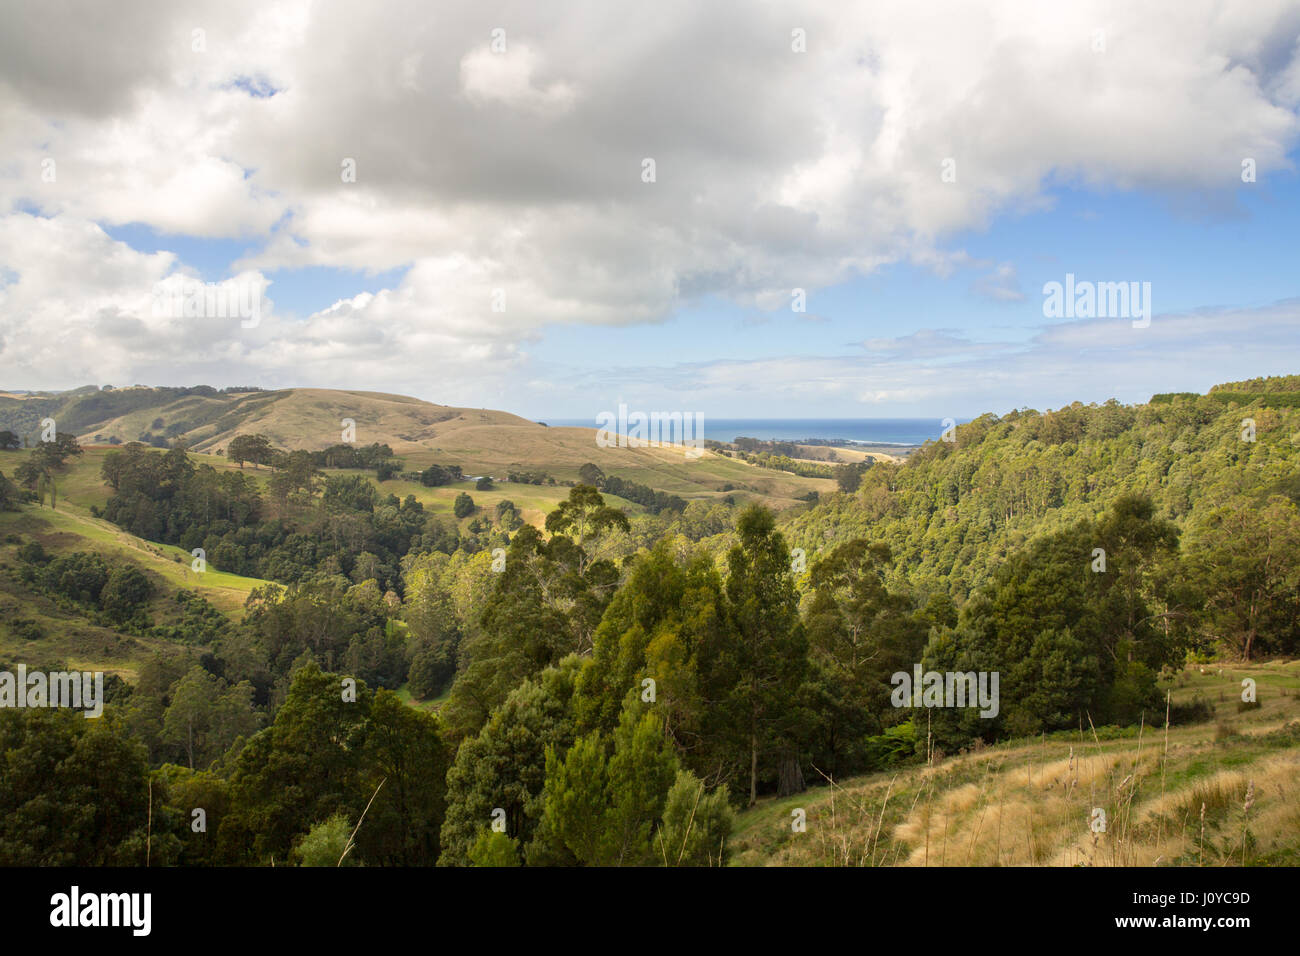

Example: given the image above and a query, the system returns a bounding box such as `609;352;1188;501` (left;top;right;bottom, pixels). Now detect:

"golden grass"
732;662;1300;867
19;386;831;508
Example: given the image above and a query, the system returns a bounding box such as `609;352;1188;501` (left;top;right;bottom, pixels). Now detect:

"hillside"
0;386;523;452
732;661;1300;867
0;505;269;681
1;445;617;533
0;385;830;506
1;379;1297;871
782;389;1300;601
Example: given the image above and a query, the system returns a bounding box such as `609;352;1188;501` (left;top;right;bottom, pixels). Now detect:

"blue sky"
91;168;1300;418
3;0;1299;420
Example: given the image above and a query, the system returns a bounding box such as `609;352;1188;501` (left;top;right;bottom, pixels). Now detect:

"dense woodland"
0;383;1298;865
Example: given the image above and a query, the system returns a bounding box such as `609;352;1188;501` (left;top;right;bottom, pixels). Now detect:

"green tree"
453;492;475;518
161;665;259;770
13;433;82;508
0;710;151;865
439;658;580;865
601;708;679;864
495;499;522;531
152;765;232;866
100;565;153;623
267;450;321;514
801;539;926;776
408;641;456;700
0;470;20;510
323;473;380;513
354;690;449;866
537;706;679;866
221;662;371;863
705;505;807;805
1188;495;1300;660
544;485;629;571
226;434;274;469
930;495;1183;746
442;527;577;736
468;830;521;866
835;462;866;493
539;732;608;863
293;813;353;866
654;770;734;866
572;540;724;772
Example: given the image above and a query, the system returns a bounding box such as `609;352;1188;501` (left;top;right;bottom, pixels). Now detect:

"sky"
2;0;1300;420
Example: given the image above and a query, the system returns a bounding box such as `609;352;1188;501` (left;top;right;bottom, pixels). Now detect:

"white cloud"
0;0;1298;409
459;42;577;115
573;299;1300;416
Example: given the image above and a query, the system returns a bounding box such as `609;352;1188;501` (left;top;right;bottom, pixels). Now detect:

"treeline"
506;469;552;485
97;443;492;590
309;442;396;471
230;434;406;478
724;437;844;479
1208;391;1300;408
575;463;686;514
783;394;1300;612
739;452;834;479
6;483;1295;866
416;463;464;486
0;667;444;867
12;542;153;626
734;436;802;456
1209;374;1300;393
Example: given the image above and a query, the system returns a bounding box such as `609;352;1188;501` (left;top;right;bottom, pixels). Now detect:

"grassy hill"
0;505;267;616
0;442;277;678
0;504;270;680
0;385;830;507
0;445;664;536
732;661;1300;867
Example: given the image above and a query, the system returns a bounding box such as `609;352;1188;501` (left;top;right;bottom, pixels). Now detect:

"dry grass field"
1;387;832;508
731;661;1300;867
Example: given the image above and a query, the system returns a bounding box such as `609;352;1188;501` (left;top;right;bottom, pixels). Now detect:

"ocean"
544;417;948;447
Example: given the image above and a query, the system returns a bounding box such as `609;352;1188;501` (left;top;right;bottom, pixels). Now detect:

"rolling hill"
0;385;831;506
0;504;270;681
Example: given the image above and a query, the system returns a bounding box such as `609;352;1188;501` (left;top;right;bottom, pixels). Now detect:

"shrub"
100;565;153;623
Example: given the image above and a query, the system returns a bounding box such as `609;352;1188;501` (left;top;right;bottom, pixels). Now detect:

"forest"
0;384;1297;866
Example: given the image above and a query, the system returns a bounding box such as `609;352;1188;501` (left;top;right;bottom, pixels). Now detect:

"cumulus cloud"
459;42;577;115
0;0;1298;409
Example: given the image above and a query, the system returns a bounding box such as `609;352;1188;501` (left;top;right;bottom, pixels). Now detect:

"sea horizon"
543;417;952;447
